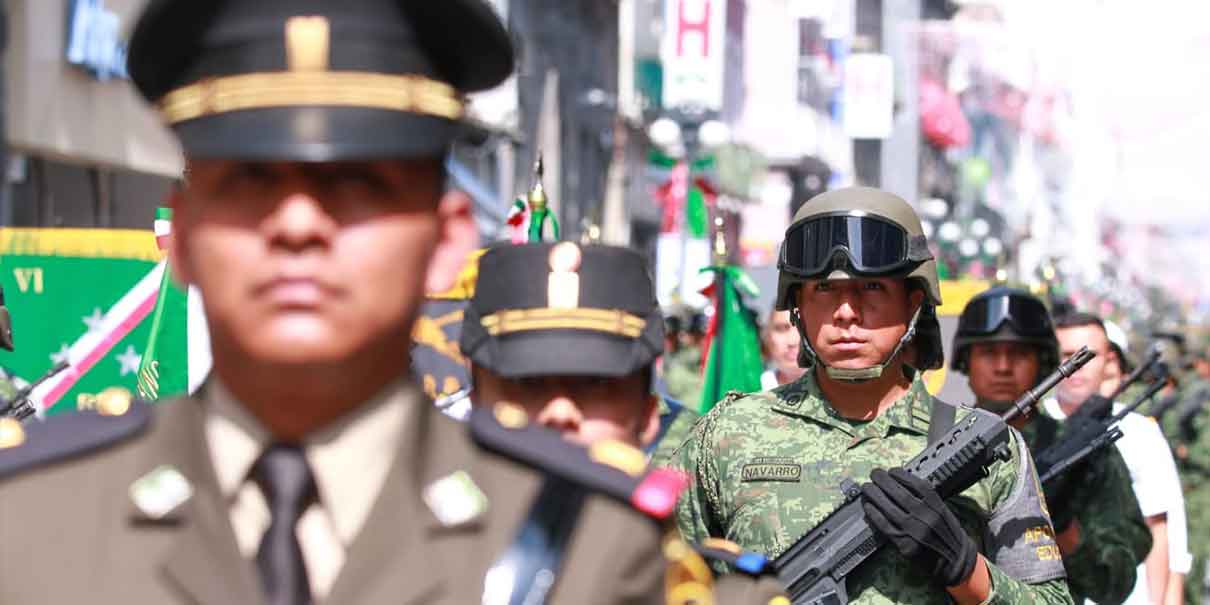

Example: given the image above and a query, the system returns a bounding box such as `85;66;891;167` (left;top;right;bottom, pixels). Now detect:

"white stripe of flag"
32;261;166;411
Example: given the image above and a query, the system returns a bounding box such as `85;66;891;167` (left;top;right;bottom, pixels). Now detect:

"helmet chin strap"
791;305;924;384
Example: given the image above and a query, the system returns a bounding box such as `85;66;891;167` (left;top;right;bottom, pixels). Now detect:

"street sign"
661;0;727;111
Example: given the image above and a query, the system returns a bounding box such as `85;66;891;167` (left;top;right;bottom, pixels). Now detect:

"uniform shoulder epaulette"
469;403;687;521
0;388;152;481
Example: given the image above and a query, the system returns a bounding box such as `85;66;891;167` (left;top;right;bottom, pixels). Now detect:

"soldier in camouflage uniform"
674;187;1073;605
661;306;707;407
952;287;1150;604
649;397;698;467
0;285;20;403
1179;341;1210;604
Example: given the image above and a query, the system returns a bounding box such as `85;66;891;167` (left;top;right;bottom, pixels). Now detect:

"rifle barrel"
1003;346;1094;423
1110;369;1168;424
1108;346;1162;401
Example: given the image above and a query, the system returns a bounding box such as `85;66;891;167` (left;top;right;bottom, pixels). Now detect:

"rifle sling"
484;475;588;605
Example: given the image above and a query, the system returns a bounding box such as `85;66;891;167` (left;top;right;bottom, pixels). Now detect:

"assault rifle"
0;361;69;421
771;347;1094;605
1035;347;1166;485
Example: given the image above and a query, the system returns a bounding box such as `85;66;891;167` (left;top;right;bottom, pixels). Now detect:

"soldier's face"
472;367;660;448
1196;358;1210;379
798;278;921;371
763;309;801;375
1055;324;1110;406
966;341;1040;405
172;159;475;369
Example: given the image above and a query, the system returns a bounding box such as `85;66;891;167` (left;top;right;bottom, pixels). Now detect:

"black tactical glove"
861;468;978;588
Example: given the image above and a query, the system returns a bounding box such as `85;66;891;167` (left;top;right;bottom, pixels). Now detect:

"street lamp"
646;111;731;305
697;119;731;149
648;117;682;149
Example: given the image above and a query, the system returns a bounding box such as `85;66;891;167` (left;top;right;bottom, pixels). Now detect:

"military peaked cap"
460;243;664;378
127;0;514;160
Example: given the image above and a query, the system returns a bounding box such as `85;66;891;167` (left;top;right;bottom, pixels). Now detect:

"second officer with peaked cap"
461;241;788;603
461;242;666;448
0;2;712;604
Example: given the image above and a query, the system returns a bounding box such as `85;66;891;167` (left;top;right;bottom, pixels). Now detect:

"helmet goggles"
957;292;1054;340
778;212;933;278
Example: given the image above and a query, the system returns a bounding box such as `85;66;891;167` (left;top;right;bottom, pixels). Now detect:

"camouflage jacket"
663;346;704;409
1019;413;1150;604
674;372;1073;605
648;397;700;468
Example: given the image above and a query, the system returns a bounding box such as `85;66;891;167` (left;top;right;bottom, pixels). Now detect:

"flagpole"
703;215;726;412
136;207;173;399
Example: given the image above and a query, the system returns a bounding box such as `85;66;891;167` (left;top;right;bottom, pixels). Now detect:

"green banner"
0;229;189;415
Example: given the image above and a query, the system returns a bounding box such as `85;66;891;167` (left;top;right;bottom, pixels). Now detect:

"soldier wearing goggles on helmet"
953;287;1151;604
672;187;1073;605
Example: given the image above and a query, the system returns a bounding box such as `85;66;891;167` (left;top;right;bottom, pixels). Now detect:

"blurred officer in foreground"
0;2;744;604
953;287;1149;604
674;187;1072;604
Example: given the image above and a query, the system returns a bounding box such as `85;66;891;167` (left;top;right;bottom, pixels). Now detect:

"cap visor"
174;106;456;161
485;330;644;379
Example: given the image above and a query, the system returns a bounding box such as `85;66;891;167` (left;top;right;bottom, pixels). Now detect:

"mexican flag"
0;228;209;415
697;264;763;414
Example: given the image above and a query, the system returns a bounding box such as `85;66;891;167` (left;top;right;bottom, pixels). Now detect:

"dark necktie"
252;444;317;605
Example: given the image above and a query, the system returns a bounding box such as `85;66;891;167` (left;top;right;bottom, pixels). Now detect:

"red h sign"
675;0;711;57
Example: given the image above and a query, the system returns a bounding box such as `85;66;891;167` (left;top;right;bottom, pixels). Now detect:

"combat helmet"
951;286;1059;381
775;187;943;381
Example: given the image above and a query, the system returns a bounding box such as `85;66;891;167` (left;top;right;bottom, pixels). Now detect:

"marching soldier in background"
952;286;1150;604
662;305;707;406
460;242;665;450
0;2;770;604
459;240;784;603
674;187;1073;604
1049;313;1190;605
0;285;22;402
1175;338;1210;604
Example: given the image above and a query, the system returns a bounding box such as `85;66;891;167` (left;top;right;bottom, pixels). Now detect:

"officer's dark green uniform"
951;287;1151;605
0;3;779;604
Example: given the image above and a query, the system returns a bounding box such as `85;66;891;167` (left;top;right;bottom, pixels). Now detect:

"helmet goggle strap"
789;299;925;384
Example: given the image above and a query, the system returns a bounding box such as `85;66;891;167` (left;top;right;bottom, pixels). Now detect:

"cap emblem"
547;242;581;309
286;16;330;72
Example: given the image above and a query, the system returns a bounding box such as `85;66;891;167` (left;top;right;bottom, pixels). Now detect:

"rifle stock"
771;348;1094;604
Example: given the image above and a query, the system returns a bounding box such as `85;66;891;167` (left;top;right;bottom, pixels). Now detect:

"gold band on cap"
480;307;646;338
158;71;464;125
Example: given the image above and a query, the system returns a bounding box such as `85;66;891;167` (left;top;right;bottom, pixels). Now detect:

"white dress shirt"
203;377;412;598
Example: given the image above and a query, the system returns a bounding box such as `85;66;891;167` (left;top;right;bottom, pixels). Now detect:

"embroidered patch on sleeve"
740;457;802;482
